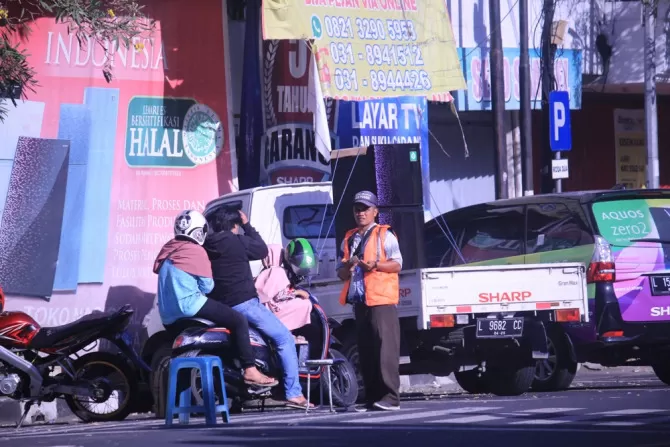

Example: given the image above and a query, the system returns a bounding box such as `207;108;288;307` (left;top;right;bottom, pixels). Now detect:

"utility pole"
519;0;533;195
490;0;508;199
643;0;659;189
540;0;556;193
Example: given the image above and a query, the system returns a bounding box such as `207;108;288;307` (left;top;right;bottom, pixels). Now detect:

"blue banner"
237;0;264;190
454;48;583;111
336;96;430;211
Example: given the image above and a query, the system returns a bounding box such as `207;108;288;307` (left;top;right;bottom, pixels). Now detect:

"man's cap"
353;190;377;208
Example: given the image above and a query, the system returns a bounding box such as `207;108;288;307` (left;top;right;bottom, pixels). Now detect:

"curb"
0;399;66;427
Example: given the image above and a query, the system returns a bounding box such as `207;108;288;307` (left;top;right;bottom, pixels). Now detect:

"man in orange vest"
336;190;403;411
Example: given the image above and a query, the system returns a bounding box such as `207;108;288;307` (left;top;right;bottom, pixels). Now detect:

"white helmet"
174;210;208;245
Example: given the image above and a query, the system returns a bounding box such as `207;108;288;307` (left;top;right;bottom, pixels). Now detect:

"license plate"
650;276;670;296
476;317;524;338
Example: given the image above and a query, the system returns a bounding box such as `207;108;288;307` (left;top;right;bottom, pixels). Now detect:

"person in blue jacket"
153;209;277;387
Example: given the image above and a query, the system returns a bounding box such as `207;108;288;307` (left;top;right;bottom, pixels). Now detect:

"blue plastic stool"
165;356;230;426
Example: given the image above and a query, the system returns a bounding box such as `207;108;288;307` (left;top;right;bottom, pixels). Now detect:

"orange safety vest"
338;224;400;307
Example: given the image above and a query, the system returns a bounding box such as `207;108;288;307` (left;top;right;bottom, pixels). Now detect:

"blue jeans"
232;297;302;399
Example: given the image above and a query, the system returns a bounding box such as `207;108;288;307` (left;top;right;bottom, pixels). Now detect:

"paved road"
1;384;669;447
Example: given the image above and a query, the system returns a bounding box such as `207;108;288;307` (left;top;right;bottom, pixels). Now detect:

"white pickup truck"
141;182;590;398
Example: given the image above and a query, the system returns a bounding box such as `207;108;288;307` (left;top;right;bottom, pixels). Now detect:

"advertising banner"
261;0;465;100
336;96;429;207
239;0;337;187
456;48;583;111
260;39;337;185
613;109;646;189
0;0;236;351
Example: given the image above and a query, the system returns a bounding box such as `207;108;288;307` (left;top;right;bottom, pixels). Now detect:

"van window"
592;198;670;246
204;200;246;233
283;205;336;239
459;206;524;263
424;217;464;267
205;200;244;218
526;203;594;253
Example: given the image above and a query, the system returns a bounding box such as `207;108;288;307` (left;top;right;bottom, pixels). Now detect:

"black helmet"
283;238;316;283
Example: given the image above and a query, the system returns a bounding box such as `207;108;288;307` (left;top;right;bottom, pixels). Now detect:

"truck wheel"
454;368;489;394
487;354;535;396
532;326;577;392
651;357;670;386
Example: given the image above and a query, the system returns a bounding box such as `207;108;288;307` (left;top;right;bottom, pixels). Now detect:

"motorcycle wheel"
323;348;359;408
64;351;137;422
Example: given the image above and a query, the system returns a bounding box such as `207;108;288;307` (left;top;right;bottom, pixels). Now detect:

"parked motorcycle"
154;292;358;413
0;286;150;426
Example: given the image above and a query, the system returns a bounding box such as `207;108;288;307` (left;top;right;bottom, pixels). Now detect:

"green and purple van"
425;189;670;391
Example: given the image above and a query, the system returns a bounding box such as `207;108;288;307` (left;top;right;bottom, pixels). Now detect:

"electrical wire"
310;0;541;270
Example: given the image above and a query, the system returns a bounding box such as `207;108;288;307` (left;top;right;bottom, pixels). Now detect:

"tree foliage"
0;0;154;121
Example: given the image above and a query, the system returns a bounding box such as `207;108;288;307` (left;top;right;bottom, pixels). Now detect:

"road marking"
235;410;332;423
354;407;502;424
287;424;670;434
247;408;412;424
521;407;585;414
592;409;668;416
5;421;670;440
6;401;670;439
509;418;571;425
596;421;646;426
430;415;504;424
641;416;670;425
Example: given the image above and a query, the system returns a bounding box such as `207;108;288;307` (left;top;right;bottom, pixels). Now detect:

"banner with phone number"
261;0;466;101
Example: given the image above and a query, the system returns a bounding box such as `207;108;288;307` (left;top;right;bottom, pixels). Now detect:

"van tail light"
555;309;580;322
587;236;615;283
602;330;624;338
587;262;615;282
430;314;455;328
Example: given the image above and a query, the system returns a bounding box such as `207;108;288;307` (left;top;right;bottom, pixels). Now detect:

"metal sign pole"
554;151;562;192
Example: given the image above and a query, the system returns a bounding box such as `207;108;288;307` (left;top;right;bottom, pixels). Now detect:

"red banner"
0;0;235;351
260;40;336;185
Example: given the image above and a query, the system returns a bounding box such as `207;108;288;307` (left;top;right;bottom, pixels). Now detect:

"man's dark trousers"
354;302;401;406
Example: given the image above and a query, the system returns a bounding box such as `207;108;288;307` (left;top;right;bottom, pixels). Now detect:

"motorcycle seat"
29;305;134;350
178;318;216;328
165;318;217;338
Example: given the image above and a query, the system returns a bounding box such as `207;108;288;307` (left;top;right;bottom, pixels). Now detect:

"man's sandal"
244;376;279;387
285;399;315;410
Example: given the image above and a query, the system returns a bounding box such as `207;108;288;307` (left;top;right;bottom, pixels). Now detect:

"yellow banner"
262;0;466;101
613;109;646;189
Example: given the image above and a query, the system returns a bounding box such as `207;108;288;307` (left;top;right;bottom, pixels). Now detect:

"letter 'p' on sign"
549;90;572;152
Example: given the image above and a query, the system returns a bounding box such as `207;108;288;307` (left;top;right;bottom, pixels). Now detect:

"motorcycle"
154;292;358;413
0;286;150;427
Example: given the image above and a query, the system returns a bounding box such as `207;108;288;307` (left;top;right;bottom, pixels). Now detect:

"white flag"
309;52;332;163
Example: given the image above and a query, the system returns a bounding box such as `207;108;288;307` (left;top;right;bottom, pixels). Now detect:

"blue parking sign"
549;91;572;152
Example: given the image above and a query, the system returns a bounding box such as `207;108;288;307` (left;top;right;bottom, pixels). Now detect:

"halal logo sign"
125;96;224;168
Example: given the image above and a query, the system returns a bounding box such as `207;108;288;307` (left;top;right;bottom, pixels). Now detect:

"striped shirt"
336;223;403;304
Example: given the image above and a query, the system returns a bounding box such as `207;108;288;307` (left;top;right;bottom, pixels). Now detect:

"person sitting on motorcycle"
153;210;278;388
204;207;313;410
255;239;316;336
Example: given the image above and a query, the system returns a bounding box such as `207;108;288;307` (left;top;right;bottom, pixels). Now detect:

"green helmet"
284;238;316;278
